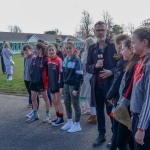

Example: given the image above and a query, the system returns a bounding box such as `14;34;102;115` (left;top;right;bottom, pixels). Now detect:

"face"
94;24;107;43
121;44;132;61
36;47;42;56
48;46;56;58
115;42;123;54
65;44;74;57
24;48;32;57
131;34;147;55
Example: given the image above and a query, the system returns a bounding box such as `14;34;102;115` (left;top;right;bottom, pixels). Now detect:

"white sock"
90;107;96;115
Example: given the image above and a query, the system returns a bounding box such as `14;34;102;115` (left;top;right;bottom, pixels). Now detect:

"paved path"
0;94;112;150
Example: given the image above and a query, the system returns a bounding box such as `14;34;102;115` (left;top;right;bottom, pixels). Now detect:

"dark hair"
94;21;106;29
37;39;45;44
23;45;32;51
123;38;139;71
115;34;129;44
133;26;150;48
36;42;46;55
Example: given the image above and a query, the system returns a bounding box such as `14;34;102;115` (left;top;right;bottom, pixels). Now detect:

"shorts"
30;81;47;92
50;88;59;94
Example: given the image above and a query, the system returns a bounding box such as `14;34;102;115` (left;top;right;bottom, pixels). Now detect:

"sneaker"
27;115;39;123
67;122;81;133
43;115;51;123
61;121;73;131
50;117;58;124
52;117;64;127
26;110;34;118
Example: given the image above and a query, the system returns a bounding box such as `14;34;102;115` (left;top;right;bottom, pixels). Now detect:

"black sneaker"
52;117;64;127
50;117;58;124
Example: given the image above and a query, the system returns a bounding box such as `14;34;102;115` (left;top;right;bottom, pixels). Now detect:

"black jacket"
106;58;127;101
60;55;83;91
86;42;117;107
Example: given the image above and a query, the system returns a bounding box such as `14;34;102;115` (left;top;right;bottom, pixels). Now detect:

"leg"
1;57;6;73
41;91;50;111
70;86;81;122
95;85;106;134
117;122;133;150
24;81;32;105
51;93;59;116
55;92;64;115
31;91;38;111
47;89;52;104
63;84;72;120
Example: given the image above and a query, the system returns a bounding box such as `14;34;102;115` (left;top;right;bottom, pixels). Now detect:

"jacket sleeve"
74;58;83;91
86;46;98;74
138;72;150;130
106;66;125;100
120;67;135;107
58;58;62;83
59;60;64;89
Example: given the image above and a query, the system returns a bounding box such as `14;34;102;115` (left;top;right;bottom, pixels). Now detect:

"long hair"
84;37;95;50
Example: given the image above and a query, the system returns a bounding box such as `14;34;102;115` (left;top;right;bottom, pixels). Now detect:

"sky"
0;0;150;35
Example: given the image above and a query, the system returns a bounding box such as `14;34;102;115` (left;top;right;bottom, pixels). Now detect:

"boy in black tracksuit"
60;42;83;133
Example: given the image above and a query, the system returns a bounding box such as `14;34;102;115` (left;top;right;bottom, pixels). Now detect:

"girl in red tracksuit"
46;44;64;126
27;42;50;123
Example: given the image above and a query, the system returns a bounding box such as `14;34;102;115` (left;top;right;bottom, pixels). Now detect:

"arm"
86;46;98;74
7;49;14;56
59;60;64;89
138;73;150;130
58;58;62;83
74;58;83;91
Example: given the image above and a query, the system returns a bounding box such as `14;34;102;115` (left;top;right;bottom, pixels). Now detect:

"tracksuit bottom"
132;114;150;150
63;84;81;122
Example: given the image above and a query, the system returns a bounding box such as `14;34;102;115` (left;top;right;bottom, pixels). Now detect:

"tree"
8;25;22;33
44;28;62;35
141;18;150;26
102;11;113;36
111;24;124;35
76;10;93;38
126;23;135;35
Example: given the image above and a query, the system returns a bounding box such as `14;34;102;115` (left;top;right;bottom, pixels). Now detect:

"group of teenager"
21;20;150;149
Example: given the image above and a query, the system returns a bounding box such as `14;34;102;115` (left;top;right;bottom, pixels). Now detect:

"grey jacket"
130;58;150;130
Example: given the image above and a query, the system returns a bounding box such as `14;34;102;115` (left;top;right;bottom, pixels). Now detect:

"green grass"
0;54;27;94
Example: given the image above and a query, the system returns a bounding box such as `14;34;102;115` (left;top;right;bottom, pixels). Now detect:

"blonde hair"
84;37;95;50
4;42;10;49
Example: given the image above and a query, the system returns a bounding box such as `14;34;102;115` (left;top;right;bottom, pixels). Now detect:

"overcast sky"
0;0;149;35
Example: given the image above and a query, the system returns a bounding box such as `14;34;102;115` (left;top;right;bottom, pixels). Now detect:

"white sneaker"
43;115;51;123
67;122;81;133
61;120;73;131
26;110;34;118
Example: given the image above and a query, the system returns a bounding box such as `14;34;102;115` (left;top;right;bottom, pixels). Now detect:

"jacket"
60;54;83;91
86;42;117;107
106;58;127;101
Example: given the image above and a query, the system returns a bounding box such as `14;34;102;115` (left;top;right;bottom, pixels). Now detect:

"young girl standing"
46;44;64;126
2;42;14;81
22;45;40;118
130;26;150;150
80;37;97;124
60;42;83;133
27;42;50;123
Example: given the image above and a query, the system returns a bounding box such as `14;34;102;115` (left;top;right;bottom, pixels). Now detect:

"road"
0;94;112;150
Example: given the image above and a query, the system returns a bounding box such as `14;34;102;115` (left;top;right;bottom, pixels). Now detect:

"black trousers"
132;114;150;150
110;118;134;150
24;80;39;109
95;84;113;134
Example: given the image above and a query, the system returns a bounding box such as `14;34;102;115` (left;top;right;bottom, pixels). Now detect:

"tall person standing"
0;41;6;74
86;21;117;147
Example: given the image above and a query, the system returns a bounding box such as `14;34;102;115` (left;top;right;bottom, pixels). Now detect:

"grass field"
0;54;27;94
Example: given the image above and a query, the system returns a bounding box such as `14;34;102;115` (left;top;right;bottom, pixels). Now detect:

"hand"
72;90;78;96
95;60;103;68
59;88;64;96
107;99;114;105
135;129;145;145
100;69;113;79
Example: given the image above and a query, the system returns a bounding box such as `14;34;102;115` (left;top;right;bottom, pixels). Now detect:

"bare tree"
141;18;150;26
126;23;135;35
8;25;22;33
76;10;93;38
44;28;62;35
102;11;113;36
